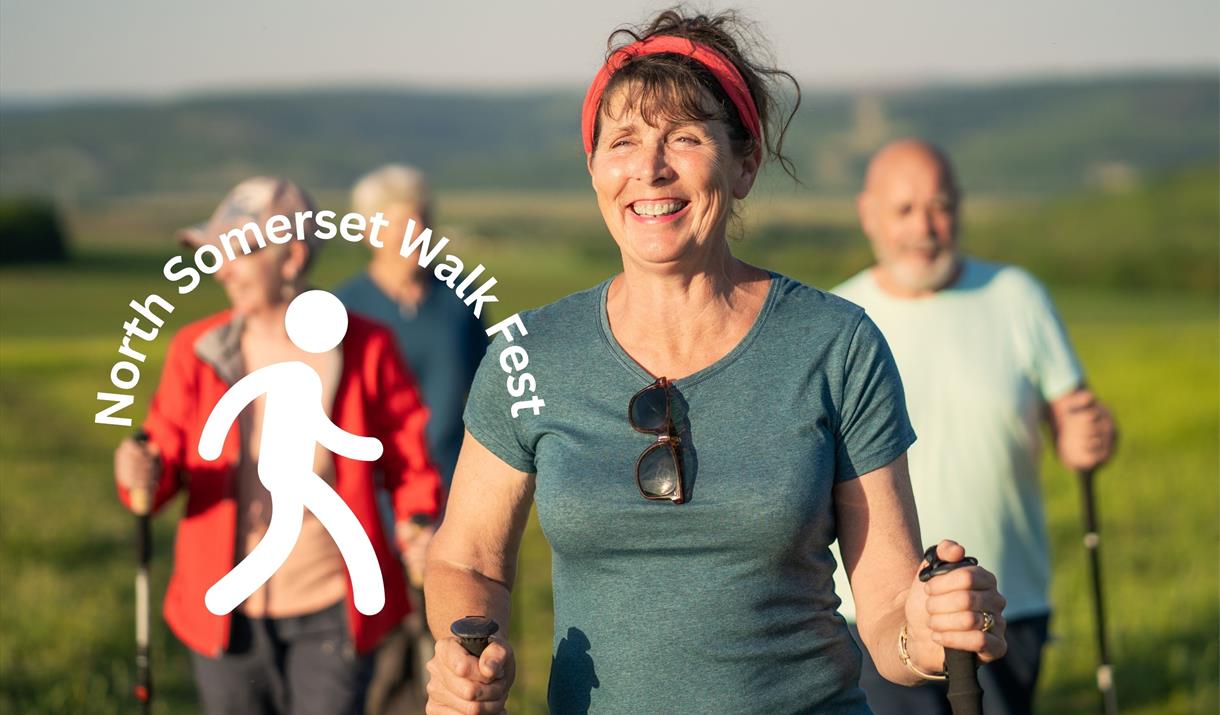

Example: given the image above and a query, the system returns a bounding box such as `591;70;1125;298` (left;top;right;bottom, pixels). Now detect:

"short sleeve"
462;332;536;473
1021;275;1084;401
834;313;917;482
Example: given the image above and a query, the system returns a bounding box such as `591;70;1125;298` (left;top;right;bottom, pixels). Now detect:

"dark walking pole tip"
919;545;983;715
451;616;499;657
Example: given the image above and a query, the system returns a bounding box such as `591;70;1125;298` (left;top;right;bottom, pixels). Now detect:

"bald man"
831;140;1117;715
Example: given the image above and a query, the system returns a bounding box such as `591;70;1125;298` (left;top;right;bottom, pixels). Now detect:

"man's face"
858;157;960;296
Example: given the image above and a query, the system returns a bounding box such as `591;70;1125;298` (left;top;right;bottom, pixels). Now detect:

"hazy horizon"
3;0;1217;102
2;65;1215;110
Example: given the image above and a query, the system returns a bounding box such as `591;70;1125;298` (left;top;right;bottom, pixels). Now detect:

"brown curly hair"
591;7;801;182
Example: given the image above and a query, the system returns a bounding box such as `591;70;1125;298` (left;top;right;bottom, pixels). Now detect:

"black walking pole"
132;429;154;715
919;545;983;715
451;616;499;658
1078;468;1119;715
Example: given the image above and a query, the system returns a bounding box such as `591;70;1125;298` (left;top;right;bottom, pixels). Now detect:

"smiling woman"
423;8;1009;715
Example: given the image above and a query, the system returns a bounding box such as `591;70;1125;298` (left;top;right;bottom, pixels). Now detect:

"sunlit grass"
1;184;1216;713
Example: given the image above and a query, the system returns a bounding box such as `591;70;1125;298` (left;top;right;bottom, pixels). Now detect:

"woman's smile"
626;198;691;224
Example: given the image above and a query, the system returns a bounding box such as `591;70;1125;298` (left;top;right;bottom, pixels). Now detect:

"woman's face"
587;85;759;270
213;243;299;317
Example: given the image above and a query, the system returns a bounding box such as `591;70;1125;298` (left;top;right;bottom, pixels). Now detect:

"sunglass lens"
637;442;681;499
630;384;668;432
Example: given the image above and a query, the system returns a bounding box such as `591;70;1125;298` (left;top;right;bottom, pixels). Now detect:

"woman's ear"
732;148;762;199
283;240;310;281
587;151;596;189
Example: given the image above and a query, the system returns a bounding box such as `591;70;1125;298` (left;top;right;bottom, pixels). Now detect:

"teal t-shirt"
463;271;916;715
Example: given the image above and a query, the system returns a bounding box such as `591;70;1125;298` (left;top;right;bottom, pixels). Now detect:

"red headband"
580;35;762;154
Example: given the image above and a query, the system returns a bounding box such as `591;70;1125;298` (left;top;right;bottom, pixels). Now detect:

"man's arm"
1013;270;1116;471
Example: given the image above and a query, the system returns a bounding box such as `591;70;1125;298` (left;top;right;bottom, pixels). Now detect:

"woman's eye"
673;135;700;145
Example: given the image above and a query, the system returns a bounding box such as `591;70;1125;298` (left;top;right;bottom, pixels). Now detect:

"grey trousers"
189;601;373;715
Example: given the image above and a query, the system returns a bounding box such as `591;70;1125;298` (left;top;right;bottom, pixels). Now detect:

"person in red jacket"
113;177;443;715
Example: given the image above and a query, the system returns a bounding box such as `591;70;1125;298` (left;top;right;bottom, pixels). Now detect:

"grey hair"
351;164;432;217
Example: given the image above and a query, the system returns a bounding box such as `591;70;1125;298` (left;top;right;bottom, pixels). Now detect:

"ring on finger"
980;610;995;633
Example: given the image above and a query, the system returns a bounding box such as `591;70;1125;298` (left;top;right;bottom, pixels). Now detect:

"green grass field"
1;178;1217;713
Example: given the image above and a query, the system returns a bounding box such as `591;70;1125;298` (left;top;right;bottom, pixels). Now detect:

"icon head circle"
286;290;348;353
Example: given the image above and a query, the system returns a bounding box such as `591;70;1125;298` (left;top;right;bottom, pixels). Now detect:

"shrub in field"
0;197;69;264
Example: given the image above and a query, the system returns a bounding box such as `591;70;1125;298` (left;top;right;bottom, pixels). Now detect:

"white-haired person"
334;165;487;713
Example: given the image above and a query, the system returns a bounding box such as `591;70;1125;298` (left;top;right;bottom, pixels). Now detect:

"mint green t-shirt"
464;271;916;714
831;258;1083;621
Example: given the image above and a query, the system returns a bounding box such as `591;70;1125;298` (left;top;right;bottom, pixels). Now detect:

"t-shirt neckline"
596;271;782;389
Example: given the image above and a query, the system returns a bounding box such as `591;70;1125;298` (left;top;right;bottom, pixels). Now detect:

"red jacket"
116;309;443;656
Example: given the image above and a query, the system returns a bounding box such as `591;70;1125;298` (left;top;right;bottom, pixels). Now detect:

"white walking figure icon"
198;289;386;616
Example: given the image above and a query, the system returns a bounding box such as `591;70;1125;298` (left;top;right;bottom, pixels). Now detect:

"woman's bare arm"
424;429;535;643
834;454;926;685
836;453;1007;686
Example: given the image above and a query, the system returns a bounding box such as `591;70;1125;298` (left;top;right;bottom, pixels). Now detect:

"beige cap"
177;177;323;262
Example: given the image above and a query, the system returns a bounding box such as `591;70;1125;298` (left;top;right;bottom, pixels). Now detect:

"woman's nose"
636;142;676;184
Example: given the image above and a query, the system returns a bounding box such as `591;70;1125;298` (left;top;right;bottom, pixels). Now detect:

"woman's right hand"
114;436;160;505
425;636;515;714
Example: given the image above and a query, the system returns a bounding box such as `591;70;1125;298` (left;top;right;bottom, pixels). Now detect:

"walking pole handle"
919;545;983;715
451;616;499;658
130;430;154;517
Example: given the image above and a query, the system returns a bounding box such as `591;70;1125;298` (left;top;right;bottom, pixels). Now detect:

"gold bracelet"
898;623;947;681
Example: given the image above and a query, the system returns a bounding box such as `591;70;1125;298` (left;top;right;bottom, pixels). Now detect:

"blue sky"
2;0;1217;100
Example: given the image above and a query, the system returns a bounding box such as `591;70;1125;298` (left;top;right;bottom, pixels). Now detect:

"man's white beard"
888;251;960;293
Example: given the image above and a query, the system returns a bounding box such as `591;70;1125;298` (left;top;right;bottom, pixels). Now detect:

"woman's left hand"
903;539;1008;673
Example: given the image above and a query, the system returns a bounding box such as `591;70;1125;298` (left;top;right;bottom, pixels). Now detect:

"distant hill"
1;72;1215;201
